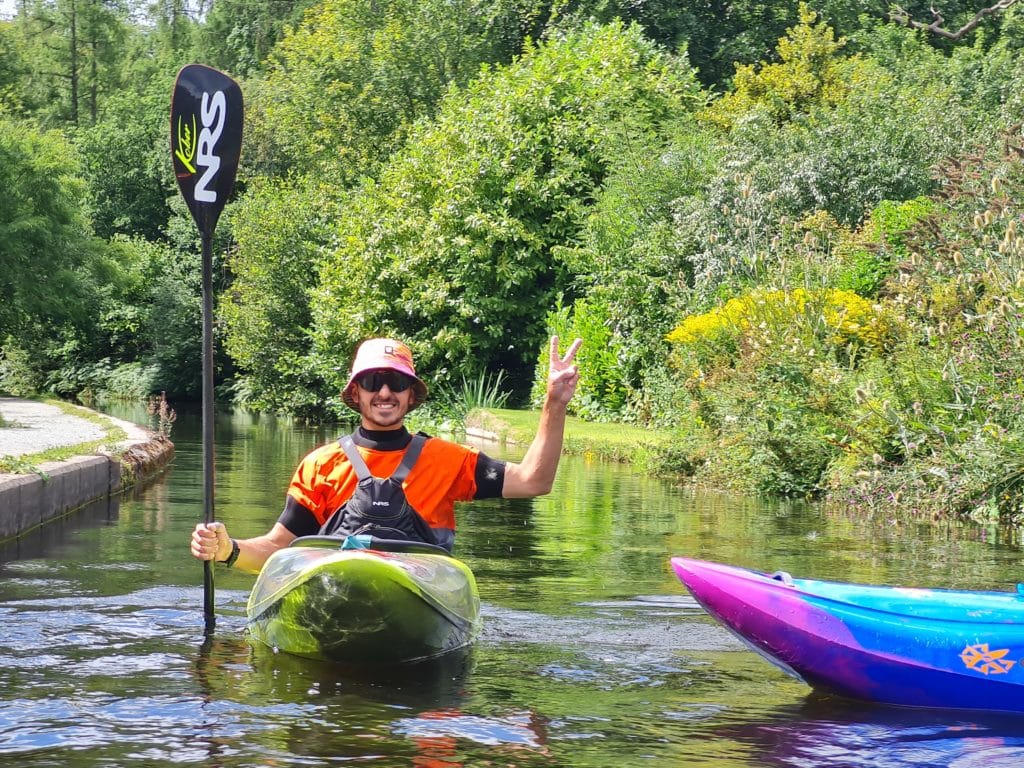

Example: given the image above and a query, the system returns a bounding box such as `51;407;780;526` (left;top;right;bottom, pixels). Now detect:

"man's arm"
502;335;582;498
191;521;297;574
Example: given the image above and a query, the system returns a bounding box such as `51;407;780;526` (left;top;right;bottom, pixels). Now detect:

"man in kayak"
190;334;582;571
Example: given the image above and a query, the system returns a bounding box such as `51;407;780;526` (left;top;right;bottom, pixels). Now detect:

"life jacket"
318;433;443;548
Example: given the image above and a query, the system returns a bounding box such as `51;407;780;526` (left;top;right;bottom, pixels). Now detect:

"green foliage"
434;371;513;425
560;119;718;410
0;338;44;396
0;454;48;478
553;0;1014;93
670;15;997;315
0;20;26;114
197;0;318;77
5;0;1024;524
102;362;160;400
222;177;340;417
0;118;106;343
458;371;512;411
668;287;890;371
144;239;204;398
142;0;197;59
662;285;892;495
701;5;850;129
244;0;528;182
665;338;856;496
532;299;630;420
834;197;934;297
73;78;177;241
12;0;129;126
47;233;206;401
311;21;704;399
646;0;800;88
656;118;1024;520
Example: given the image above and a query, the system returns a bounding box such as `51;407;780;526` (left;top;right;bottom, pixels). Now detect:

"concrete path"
0;397;111;457
0;396;172;540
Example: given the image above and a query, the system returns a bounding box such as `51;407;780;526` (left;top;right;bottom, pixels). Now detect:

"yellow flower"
667;287;888;356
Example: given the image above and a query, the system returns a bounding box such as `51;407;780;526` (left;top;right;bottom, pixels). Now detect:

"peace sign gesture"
547;335;582;406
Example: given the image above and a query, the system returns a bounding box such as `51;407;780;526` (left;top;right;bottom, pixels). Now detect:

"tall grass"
411;371;513;433
455;371;511;411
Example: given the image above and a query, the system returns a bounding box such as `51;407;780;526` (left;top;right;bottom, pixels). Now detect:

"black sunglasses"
356;371;413;393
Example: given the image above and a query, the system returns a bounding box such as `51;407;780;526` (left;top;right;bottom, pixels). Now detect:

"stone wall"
0;432;174;540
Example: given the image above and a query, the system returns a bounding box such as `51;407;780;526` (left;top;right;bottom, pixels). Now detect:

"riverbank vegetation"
462;408;669;466
3;0;1024;522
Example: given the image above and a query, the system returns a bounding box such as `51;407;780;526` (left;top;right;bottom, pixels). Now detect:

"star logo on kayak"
960;643;1016;675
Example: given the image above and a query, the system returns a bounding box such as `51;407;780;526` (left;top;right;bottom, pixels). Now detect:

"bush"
102;362;161;401
221;177;339;414
667;287;890;365
531;298;630;421
0;339;43;396
561;119;719;408
699;5;850;130
834;197;935;297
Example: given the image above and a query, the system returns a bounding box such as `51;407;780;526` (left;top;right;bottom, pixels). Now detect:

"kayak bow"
248;536;480;664
671;557;1024;714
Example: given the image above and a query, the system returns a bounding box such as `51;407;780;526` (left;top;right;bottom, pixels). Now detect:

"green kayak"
247;535;481;664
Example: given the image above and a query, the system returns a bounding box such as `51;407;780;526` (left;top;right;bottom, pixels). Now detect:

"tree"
891;0;1018;40
196;0;317;76
244;0;536;182
147;0;196;57
73;72;178;240
221;176;341;415
0;118;106;343
12;0;128;126
0;20;27;113
555;1;1023;90
309;21;705;397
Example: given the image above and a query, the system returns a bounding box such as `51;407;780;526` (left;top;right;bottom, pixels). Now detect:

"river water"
2;406;1024;767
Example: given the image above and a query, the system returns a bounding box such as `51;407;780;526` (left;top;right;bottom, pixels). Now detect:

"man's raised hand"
548;335;582;405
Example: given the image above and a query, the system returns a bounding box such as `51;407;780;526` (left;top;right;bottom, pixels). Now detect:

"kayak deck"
248;545;480;664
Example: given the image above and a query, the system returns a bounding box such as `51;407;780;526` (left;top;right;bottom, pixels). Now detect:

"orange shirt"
286;437;481;532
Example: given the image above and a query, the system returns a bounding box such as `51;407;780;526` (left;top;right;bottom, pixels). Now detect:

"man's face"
352;370;416;430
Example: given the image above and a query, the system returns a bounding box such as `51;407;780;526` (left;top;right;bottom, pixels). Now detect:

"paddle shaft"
201;229;216;626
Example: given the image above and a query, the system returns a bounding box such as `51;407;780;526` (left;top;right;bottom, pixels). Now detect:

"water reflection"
191;634;558;766
0;494;120;566
720;696;1024;768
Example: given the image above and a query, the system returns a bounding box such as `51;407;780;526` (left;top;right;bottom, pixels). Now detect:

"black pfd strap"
338;433;428;485
320;432;438;546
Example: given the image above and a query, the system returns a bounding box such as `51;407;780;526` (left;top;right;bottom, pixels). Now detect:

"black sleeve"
473;452;506;499
277;495;322;537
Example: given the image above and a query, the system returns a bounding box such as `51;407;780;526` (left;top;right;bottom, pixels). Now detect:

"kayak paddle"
170;64;244;628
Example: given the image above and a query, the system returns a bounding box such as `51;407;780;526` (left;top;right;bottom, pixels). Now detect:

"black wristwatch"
222;538;240;567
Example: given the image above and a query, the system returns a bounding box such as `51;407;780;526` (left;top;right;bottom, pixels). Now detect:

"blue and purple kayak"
671;557;1024;714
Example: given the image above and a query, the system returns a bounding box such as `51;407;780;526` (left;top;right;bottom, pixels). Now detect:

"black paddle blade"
171;64;243;236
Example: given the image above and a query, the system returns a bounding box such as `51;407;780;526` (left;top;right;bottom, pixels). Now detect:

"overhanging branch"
891;0;1019;40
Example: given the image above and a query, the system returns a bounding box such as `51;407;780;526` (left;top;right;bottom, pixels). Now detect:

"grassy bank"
464;408;672;468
